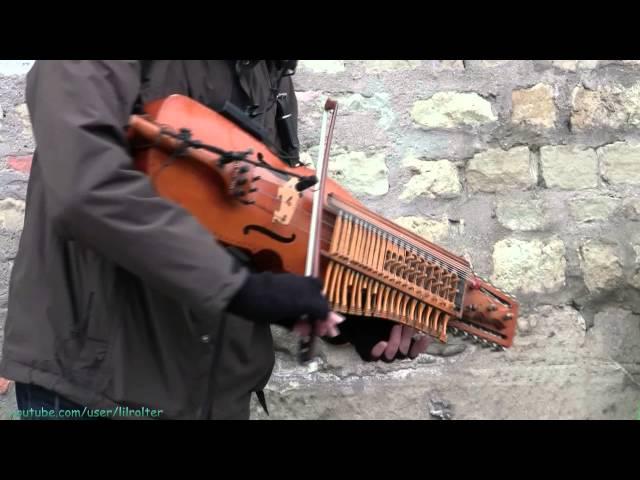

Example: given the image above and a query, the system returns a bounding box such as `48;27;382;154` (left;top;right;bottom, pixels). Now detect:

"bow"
298;98;339;364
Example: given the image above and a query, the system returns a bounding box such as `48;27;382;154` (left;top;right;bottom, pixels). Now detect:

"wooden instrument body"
129;95;518;348
133;95;339;274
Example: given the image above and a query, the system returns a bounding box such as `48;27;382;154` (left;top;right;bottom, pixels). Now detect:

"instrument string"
244;192;474;281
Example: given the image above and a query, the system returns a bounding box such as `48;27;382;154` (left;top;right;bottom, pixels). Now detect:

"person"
0;60;430;420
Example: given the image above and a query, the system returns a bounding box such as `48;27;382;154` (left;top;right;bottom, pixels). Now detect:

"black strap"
132;60;153;115
275;91;300;166
255;390;269;416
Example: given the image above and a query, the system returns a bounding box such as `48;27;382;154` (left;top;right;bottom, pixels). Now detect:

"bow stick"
298;98;339;364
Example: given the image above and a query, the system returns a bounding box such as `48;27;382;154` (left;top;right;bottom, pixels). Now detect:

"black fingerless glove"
227;272;330;329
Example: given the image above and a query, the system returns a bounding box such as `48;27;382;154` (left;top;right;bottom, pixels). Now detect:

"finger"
409;334;431;359
325;318;341;337
370;341;388;360
326;324;340;337
314;320;328;337
318;312;344;337
293;321;312;337
399;326;415;355
330;312;346;325
384;324;403;360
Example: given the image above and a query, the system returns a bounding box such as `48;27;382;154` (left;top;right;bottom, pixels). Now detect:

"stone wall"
0;60;639;420
0;60;33;419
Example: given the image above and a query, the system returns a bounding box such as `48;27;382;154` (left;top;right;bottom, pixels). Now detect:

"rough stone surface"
0;377;15;420
0;198;25;231
552;60;578;72
570;83;640;130
466;146;535;192
579;60;601;69
586;308;640;364
0;377;10;395
0;60;34;76
511;83;557;129
411;92;496;129
569;195;620;223
630;244;640;290
496;196;548;231
623;197;640;221
0;170;28;201
491;237;567;294
394;215;450;243
336;92;395;129
364;60;422;72
432;60;464;71
14;103;30;128
298;60;345;74
550;60;602;71
6;155;32;174
599;141;640;186
481;60;510;67
400;155;461;200
540;145;599;190
515;305;587;362
579;240;624;293
328;151;389;197
571;86;625;130
622;83;640;127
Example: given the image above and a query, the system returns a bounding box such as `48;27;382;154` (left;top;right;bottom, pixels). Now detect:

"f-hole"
243;224;296;243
